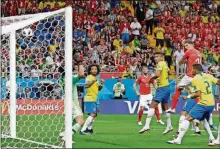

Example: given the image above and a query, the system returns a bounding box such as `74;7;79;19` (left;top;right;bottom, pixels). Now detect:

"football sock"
88;118;96;130
72;123;81;134
171;88;181;110
155;107;160;120
178;115;186;132
81;116;93;132
138;109;144;122
193;119;200;132
209;113;213;125
195;125;200;133
201;120;215;140
144;108;155;128
177;120;190;141
165;113;172;128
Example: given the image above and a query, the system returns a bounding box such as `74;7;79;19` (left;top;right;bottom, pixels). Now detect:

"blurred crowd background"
1;0;220;99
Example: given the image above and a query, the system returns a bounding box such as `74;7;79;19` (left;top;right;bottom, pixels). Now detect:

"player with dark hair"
139;52;173;134
167;64;220;145
133;65;164;126
80;64;104;135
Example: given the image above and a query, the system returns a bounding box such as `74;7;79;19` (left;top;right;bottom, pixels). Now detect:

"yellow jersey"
156;61;169;87
191;73;218;106
164;47;172;56
84;75;99;102
113;39;123;47
153;27;165;40
125;45;136;55
201;16;209;24
179;9;187;17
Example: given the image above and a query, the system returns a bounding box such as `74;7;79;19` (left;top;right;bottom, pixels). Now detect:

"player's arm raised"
78;64;84;78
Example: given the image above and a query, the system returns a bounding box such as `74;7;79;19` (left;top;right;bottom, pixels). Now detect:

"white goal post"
1;7;73;148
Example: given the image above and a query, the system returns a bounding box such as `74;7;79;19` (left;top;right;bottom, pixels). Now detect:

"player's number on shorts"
204;81;211;94
195;58;202;64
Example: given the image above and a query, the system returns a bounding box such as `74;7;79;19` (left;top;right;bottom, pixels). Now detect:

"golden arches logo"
1;101;9;114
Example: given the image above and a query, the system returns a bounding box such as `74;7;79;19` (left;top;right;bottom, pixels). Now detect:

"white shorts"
139;94;153;107
72;100;83;119
177;75;193;88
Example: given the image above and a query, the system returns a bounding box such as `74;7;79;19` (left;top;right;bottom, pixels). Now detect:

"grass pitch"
74;114;220;148
1;114;219;148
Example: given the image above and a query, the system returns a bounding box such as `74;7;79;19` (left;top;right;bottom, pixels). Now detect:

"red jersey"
17;0;26;8
183;49;202;77
136;74;153;95
117;65;126;72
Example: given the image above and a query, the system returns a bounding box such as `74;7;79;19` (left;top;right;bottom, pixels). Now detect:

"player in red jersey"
133;65;164;126
167;40;202;113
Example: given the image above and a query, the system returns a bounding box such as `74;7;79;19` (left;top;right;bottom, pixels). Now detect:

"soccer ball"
22;28;33;37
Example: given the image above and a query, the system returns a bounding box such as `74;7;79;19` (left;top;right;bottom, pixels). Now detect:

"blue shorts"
153;85;170;103
84;102;98;114
182;99;196;113
189;104;214;121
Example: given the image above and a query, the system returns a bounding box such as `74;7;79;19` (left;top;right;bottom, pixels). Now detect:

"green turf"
1;115;219;148
74;115;220;148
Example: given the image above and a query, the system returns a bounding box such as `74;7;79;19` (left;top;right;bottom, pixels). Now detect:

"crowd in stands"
1;0;220;81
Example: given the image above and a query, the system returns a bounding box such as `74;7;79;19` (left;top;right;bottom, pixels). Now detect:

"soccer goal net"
1;7;73;148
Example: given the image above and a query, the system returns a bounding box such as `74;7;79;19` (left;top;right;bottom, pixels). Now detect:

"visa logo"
124;101;150;114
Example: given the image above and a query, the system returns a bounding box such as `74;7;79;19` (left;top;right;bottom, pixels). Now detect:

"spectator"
140;34;149;50
173;44;185;76
206;53;215;64
117;59;126;73
153;3;162;26
113;34;123;48
122;65;134;79
17;85;23;99
22;87;32;99
96;39;108;55
208;0;217;11
124;42;137;56
119;19;131;44
108;10;116;22
179;5;188;18
153;23;165;47
31;65;42;78
17;0;26;15
53;84;62;99
134;1;145;22
131;36;141;51
145;5;154;35
202;60;211;73
212;61;220;77
113;78;125;99
188;29;197;42
22;67;30;78
130;17;142;39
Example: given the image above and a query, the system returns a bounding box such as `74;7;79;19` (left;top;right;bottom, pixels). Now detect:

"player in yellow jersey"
139;52;173;135
80;64;104;135
168;64;220;145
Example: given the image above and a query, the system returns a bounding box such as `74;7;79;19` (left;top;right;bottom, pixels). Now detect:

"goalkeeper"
59;62;85;141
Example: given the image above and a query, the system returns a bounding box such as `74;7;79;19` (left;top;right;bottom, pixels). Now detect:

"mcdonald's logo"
1;101;9;115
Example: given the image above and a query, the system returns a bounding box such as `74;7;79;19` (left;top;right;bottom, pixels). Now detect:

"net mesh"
1;12;68;148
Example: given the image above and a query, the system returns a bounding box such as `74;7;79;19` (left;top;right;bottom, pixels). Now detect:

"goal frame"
1;7;73;148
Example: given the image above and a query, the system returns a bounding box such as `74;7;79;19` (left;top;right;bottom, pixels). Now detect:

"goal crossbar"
1;8;67;34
